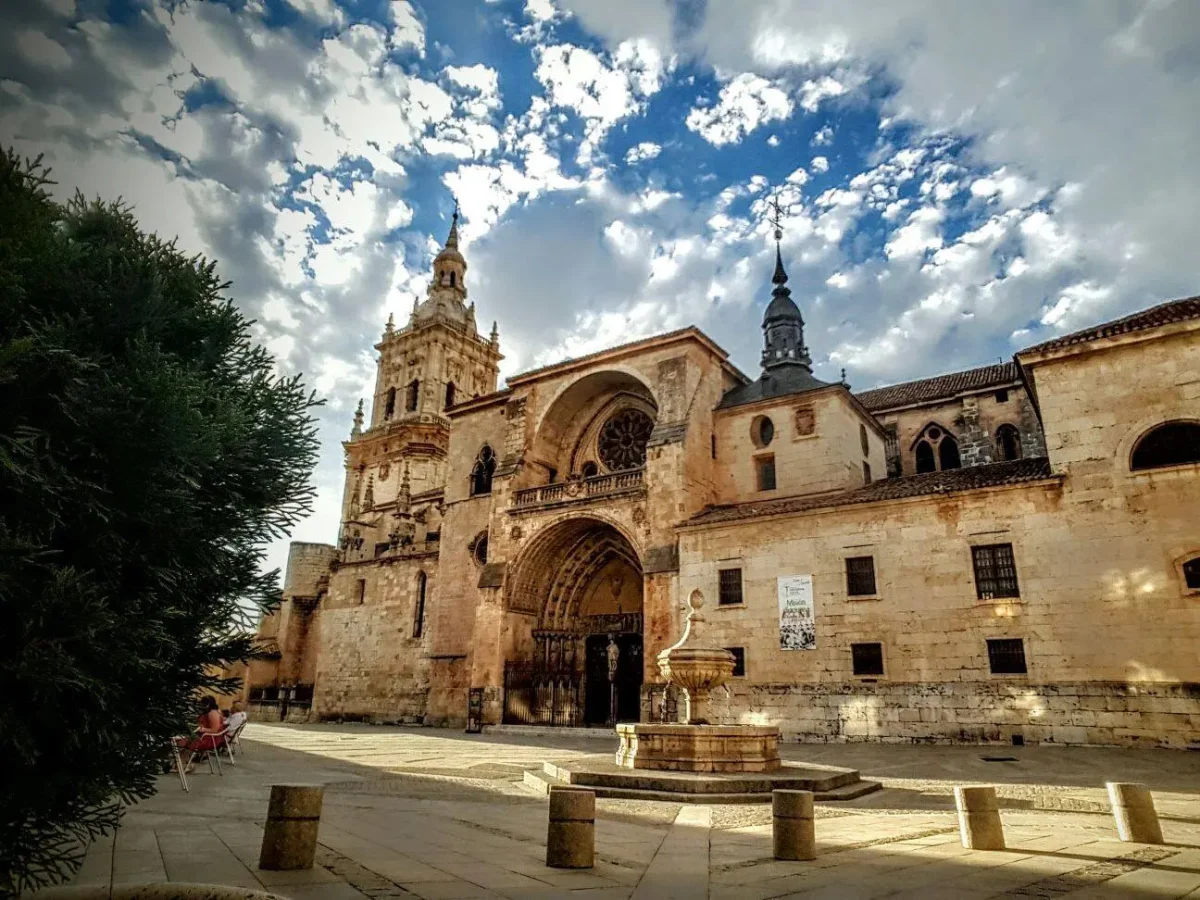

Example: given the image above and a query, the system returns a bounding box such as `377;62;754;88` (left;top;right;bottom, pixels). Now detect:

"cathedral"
245;211;1200;749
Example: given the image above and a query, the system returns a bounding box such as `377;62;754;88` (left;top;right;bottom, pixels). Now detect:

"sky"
3;0;1199;576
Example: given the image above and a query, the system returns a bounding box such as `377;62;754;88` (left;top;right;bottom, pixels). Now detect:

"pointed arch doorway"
503;517;644;726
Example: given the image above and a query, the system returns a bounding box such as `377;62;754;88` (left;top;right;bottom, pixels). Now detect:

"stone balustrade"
512;468;645;510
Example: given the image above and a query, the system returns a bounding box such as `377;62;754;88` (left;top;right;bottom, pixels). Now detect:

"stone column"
546;786;595;869
772;790;816;861
954;786;1005;850
259;784;323;870
1107;782;1164;844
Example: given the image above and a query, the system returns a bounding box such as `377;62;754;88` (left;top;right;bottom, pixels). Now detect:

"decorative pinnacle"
840;368;847;385
351;398;364;437
490;320;499;346
385;311;395;334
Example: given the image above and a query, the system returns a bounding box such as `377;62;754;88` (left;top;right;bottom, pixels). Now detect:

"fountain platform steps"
523;756;882;804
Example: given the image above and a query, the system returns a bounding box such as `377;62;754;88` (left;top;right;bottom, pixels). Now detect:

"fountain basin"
615;723;782;773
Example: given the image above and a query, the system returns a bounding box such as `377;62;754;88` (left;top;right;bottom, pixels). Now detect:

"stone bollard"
954;786;1005;851
772;790;816;861
1107;782;1164;844
546;785;595;869
259;784;324;870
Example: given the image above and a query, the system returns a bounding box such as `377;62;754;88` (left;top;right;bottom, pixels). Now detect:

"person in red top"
174;696;225;772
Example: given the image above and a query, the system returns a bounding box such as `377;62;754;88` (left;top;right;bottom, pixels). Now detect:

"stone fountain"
614;589;782;773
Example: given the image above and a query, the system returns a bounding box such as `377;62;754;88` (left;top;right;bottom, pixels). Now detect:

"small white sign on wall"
778;575;816;651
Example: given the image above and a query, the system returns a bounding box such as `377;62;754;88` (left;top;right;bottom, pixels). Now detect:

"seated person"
224;700;248;736
174;695;226;772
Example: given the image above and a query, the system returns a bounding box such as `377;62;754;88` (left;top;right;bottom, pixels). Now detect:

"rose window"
598;409;654;471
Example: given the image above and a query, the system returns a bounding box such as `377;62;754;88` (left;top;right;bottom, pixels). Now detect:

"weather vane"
768;189;784;243
451;194;460;223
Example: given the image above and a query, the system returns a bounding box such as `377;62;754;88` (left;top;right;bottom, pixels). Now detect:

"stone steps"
523;761;882;804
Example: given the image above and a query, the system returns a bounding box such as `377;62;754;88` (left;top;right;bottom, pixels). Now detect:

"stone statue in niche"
379;463;390;481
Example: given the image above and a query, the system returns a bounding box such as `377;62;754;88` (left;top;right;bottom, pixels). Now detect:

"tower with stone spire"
337;201;504;554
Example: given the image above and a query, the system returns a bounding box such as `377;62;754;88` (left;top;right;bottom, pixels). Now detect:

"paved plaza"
35;723;1200;899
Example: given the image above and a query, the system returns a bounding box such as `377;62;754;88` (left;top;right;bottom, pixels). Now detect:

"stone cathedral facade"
246;217;1200;749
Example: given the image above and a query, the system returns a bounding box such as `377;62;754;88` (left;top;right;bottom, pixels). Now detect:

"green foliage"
0;149;322;893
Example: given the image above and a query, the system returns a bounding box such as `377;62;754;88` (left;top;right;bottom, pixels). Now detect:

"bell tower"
337;202;503;551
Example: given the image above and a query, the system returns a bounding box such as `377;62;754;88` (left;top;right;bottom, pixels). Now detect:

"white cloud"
886;206;944;261
686;73;793;146
625;141;662;163
534;39;665;162
811;155;829;173
812;125;833;145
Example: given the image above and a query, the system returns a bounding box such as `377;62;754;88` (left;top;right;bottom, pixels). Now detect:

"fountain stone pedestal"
614;590;781;773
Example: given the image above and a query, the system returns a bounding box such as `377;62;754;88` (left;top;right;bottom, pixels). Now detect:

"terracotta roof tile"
1020;295;1200;355
854;362;1019;412
686;457;1054;527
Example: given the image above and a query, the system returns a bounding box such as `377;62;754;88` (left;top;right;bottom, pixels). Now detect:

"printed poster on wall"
778;575;816;650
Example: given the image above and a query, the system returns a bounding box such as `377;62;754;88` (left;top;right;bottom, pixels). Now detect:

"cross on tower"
768;190;785;243
451;194;460;224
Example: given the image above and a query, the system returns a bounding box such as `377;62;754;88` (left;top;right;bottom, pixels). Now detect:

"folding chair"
170;742;189;793
226;720;248;757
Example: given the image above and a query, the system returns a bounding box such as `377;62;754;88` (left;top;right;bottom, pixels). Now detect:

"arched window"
413;571;427;638
913;424;960;473
581;461;599;478
471;531;488;566
445;381;456;410
997;424;1022;461
915;440;936;473
384;387;396;420
938;434;961;470
449;271;456;288
1130;421;1200;471
471;444;496;496
406;379;419;412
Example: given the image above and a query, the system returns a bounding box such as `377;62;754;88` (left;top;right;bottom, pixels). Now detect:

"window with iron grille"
756;455;776;491
718;568;743;606
845;556;877;596
972;543;1020;599
726;647;746;677
987;638;1027;674
851;642;884;676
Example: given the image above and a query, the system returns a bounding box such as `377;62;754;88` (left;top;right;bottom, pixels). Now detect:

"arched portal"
503;517;644;727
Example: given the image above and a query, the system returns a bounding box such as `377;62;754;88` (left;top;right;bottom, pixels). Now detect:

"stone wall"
707;681;1199;748
312;555;436;721
713;387;887;503
876;386;1044;476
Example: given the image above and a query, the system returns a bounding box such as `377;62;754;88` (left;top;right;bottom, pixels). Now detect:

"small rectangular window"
1183;558;1200;590
718;568;743;606
711;434;717;459
355;579;366;605
726;647;746;677
972;543;1020;599
862;461;872;485
995;389;1009;403
845;556;877;597
851;642;884;676
756;455;776;491
987;638;1027;674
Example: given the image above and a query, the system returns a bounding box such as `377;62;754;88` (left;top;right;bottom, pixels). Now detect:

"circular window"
471;532;488;566
860;424;869;457
598;408;654;471
927;426;941;440
751;415;775;448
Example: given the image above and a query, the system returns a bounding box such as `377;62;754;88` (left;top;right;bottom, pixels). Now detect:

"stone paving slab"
23;723;1200;900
